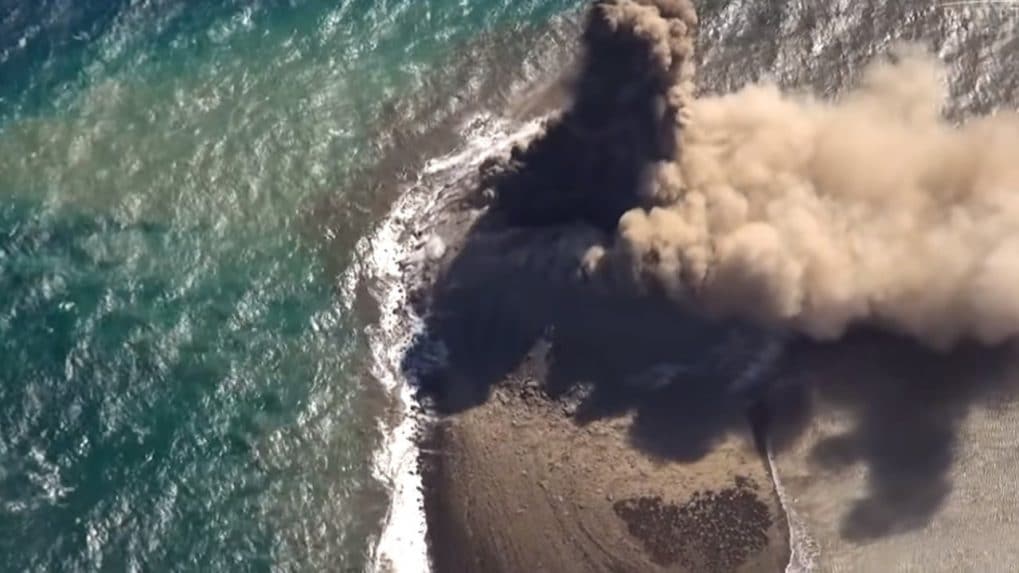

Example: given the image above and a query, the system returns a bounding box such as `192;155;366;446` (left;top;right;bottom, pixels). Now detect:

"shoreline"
364;115;548;572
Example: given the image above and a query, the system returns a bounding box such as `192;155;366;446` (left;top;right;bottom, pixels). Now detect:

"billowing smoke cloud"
486;0;697;230
493;0;1019;349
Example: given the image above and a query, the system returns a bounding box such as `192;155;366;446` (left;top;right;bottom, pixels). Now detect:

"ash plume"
486;0;697;230
492;0;1019;349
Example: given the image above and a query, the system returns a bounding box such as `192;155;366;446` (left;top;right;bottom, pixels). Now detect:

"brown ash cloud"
491;0;1019;349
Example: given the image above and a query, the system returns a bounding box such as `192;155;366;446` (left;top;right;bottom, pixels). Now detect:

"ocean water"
0;1;581;571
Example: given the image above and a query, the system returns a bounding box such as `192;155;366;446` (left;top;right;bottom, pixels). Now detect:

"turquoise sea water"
0;1;580;570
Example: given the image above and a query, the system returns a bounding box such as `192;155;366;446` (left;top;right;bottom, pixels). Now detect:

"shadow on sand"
402;202;1019;544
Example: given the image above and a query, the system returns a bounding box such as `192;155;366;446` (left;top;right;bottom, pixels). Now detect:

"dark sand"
420;369;789;573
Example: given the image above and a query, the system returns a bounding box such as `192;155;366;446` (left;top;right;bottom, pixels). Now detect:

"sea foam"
347;112;544;573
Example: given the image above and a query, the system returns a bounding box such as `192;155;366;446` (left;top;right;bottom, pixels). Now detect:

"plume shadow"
765;334;1019;542
401;207;760;465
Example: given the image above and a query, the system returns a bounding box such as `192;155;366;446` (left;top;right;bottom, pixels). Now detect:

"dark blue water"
0;1;581;570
